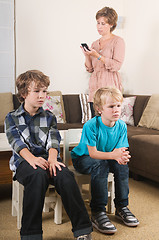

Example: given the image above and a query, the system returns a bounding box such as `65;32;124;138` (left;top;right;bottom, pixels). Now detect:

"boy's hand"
112;148;131;165
48;159;65;177
29;156;49;170
48;148;65;177
19;148;49;170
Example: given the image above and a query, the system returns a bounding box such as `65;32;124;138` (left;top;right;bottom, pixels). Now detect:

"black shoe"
75;234;92;240
91;211;117;234
115;207;139;227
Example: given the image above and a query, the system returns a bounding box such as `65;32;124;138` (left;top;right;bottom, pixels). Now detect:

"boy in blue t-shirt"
71;87;139;234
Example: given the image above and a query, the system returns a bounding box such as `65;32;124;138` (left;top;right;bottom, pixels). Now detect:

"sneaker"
91;211;117;234
115;206;139;227
75;234;92;240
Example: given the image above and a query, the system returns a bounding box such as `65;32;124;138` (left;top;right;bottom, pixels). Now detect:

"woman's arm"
80;46;94;73
85;38;125;72
85;56;94;73
100;38;125;71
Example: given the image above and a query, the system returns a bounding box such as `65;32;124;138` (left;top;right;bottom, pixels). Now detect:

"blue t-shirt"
71;116;129;159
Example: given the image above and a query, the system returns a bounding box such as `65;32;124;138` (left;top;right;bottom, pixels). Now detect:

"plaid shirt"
5;104;61;172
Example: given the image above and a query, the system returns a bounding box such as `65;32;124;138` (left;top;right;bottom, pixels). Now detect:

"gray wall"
0;0;15;93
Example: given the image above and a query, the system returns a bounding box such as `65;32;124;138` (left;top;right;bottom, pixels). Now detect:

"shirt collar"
14;103;45;117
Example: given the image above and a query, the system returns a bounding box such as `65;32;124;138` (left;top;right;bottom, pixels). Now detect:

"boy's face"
100;96;122;127
23;81;48;114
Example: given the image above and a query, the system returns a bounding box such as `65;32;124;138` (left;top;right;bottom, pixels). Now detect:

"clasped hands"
113;147;131;165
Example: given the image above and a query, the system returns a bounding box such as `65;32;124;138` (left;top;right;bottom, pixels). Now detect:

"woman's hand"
89;48;99;58
80;46;99;58
80;46;90;57
112;148;131;165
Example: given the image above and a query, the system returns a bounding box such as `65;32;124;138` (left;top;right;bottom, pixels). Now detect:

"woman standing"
81;7;125;116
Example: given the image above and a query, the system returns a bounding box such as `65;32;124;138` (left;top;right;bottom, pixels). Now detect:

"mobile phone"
81;43;90;51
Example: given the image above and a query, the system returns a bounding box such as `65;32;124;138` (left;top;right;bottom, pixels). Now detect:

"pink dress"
86;35;125;102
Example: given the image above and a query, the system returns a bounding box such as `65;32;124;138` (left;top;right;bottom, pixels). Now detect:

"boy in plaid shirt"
5;70;92;240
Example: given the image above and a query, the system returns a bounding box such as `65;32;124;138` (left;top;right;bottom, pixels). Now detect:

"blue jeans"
72;155;129;213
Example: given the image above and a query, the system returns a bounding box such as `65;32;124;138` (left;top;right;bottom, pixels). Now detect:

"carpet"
0;177;159;240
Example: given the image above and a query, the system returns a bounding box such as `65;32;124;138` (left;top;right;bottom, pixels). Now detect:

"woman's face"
96;17;112;36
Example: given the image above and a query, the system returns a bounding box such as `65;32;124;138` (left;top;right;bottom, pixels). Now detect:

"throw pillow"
138;94;159;130
43;91;66;123
120;96;136;126
0;92;14;125
79;93;92;123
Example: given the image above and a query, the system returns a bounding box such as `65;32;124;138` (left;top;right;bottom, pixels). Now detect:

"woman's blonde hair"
96;7;118;32
93;87;123;115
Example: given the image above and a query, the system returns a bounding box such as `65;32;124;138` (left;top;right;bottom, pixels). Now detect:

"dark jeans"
15;160;92;239
72;156;129;213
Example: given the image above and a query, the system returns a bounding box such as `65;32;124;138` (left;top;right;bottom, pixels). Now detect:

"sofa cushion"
79;94;91;123
138;94;159;130
120;96;136;126
127;125;159;139
13;94;21;110
0;92;14;126
57;122;83;130
62;95;82;123
43;94;66;123
0;125;4;133
47;91;66;123
123;94;150;126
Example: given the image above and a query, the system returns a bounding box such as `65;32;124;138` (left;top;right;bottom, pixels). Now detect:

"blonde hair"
16;70;50;102
93;87;123;115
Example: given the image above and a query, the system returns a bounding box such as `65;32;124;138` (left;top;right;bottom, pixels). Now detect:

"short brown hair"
16;70;50;102
93;87;123;115
96;7;118;32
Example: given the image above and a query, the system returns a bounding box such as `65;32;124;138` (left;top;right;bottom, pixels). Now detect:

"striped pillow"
79;94;92;123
